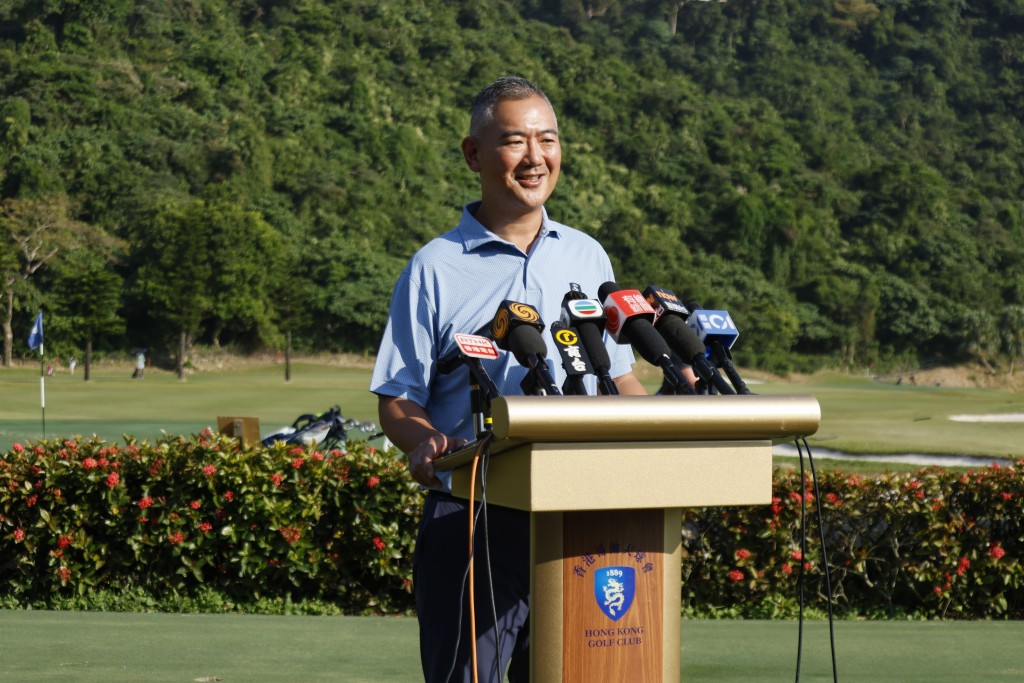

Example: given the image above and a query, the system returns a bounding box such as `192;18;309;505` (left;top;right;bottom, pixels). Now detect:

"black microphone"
550;322;593;395
507;322;561;396
560;285;618;395
644;286;736;395
598;282;696;395
483;300;561;396
685;301;752;395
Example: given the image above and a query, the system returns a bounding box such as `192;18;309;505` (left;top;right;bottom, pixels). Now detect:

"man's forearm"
378;395;442;454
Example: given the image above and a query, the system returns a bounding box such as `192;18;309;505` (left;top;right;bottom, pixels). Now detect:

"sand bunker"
947;413;1024;423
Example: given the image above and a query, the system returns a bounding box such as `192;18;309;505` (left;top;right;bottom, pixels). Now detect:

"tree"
50;250;125;381
129;199;282;379
0;196;109;367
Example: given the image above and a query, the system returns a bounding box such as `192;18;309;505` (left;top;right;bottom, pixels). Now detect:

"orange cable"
466;434;491;683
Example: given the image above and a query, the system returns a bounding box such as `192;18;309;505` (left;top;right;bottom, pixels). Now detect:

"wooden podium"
436;394;820;682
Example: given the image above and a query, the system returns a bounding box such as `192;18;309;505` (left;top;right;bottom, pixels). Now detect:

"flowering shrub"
0;431;422;614
2;434;1021;618
681;460;1024;619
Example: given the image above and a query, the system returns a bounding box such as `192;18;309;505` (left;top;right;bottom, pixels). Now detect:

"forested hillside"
2;0;1023;375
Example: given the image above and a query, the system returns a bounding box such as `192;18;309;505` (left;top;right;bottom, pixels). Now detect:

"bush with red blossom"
2;434;1021;618
1;433;420;614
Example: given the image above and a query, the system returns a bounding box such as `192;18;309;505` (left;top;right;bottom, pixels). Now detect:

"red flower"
372;536;386;552
223;491;234;502
57;535;72;549
105;472;120;488
291;457;305;469
957;557;970;576
168;532;185;545
138;497;154;509
190;500;201;510
727;569;744;582
934;585;943;595
288;446;304;456
1001;492;1013;501
271;473;284;487
790;549;803;561
25;494;38;507
203;464;217;476
82;457;98;470
279;527;301;544
770;497;783;517
13;528;25;542
781;563;793;575
311;451;325;462
990;544;1006;560
735;548;752;561
12;442;25;453
199;522;213;533
367;475;381;488
58;566;72;582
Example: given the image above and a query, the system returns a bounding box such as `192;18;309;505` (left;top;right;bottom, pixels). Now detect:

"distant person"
133;351;145;379
69;357;77;375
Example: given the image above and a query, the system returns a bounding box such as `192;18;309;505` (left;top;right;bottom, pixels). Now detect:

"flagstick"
39;342;46;439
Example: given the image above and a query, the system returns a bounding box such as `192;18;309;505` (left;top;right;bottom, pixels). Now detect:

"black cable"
794;437;840;683
477;438;503;682
795;443;807;683
803;436;839;683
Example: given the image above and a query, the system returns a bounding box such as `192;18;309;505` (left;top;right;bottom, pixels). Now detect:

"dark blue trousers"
414;492;531;683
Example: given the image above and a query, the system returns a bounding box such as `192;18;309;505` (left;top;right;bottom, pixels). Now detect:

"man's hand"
378;396;470;489
406;433;469;489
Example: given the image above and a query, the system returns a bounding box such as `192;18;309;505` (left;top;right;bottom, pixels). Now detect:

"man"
371;76;646;682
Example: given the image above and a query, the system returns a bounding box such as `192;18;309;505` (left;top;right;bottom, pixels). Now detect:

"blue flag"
27;312;43;351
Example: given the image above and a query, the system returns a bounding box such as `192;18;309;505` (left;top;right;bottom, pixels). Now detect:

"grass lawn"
0;362;382;452
0;611;1021;682
2;361;1021;462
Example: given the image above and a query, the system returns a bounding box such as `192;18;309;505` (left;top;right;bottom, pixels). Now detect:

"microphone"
686;302;751;395
643;286;736;395
550;322;593;395
598;282;696;395
560;285;618;395
484;300;561;396
436;332;503;438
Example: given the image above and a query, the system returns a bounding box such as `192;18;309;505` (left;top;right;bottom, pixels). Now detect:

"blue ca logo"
594;566;635;622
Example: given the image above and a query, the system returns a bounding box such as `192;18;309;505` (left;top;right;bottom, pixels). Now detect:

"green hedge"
0;432;421;613
2;434;1021;618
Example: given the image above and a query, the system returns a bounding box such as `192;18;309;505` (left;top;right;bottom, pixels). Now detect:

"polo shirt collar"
457;201;559;253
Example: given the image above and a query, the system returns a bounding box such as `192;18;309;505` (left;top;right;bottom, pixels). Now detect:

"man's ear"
461;136;481;172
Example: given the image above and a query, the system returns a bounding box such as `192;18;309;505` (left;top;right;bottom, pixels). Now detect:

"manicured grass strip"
1;612;1021;682
3;363;1022;458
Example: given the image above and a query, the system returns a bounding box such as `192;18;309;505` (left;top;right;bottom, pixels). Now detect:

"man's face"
463;94;561;220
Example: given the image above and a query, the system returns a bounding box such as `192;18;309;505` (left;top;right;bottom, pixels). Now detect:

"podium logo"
594;566;635;622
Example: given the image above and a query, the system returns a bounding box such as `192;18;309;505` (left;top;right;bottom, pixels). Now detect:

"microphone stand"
709;341;752;395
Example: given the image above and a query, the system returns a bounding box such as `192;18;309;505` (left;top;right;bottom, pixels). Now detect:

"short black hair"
468;76;553;137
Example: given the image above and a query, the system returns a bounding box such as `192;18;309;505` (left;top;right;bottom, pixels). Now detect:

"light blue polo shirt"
370;203;635;487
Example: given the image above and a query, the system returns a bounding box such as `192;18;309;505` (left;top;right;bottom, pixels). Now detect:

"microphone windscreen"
658;315;706;361
577;322;611;369
598;281;621;301
625;318;672;365
508;324;548;366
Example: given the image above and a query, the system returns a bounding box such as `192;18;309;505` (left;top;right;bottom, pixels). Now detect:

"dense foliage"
0;431;420;614
2;433;1021;618
2;1;1023;374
